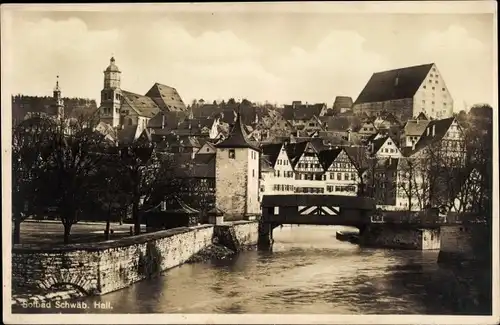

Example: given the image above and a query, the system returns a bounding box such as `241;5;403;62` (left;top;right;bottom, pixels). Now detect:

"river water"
18;225;492;315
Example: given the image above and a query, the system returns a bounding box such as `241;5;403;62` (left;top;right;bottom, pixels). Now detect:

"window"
252;169;255;177
344;173;349;180
428;80;432;83
422;100;425;103
432;87;435;90
442;88;446;91
351;173;356;181
435;80;438;84
423;85;426;89
430;73;433;77
277;171;280;177
436;75;439;78
337;173;341;180
330;173;334;180
229;149;235;159
432;101;435;104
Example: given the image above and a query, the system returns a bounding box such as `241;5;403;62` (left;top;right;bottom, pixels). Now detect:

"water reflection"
14;225;491;315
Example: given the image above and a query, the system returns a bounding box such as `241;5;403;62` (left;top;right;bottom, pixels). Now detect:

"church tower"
99;56;122;127
215;110;261;220
52;75;64;120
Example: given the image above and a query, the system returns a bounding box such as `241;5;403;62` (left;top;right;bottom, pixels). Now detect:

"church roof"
121;90;160;118
147;110;187;129
145;83;186;112
355;63;434;104
215;112;260;150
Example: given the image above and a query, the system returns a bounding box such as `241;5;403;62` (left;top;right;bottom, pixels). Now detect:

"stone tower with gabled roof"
215;110;261;220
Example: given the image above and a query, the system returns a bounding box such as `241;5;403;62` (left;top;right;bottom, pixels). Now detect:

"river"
17;225;492;315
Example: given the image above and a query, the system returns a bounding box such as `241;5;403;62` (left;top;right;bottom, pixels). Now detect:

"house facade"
319;148;359;196
286;141;325;194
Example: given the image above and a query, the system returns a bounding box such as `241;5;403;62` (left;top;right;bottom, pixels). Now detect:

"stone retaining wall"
360;224;440;250
12;221;260;305
214;221;259;251
438;224;491;266
12;225;214;297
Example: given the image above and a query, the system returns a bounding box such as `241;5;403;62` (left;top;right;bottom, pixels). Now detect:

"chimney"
161;114;165;129
412;142;416;151
347;128;351;142
426;127;430;136
395;76;399;86
432;125;436;136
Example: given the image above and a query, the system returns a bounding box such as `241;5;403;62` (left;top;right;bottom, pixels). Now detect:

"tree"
119;142;182;235
87;150;131;240
11;116;56;243
397;156;422;211
41;112;109;244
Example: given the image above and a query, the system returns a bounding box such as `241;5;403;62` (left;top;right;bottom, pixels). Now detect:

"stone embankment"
11;221;258;308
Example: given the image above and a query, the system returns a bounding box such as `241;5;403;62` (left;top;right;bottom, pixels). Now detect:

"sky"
2;3;497;111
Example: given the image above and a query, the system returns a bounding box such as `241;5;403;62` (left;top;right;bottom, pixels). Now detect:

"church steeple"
104;56;121;89
53;75;64;119
100;56;122;127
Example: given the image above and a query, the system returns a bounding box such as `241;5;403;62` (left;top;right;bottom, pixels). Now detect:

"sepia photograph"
1;2;498;324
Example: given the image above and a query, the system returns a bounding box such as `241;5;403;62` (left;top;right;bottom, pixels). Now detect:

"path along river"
23;225;493;314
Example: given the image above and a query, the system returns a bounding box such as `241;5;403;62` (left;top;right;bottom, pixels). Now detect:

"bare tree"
40;112;109;243
120;142;182;235
396;156;422;211
11;116;56;243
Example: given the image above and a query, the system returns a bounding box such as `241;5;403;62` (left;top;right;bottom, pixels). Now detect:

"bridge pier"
257;221;276;251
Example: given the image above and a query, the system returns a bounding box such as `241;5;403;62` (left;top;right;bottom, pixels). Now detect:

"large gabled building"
353;63;453;121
